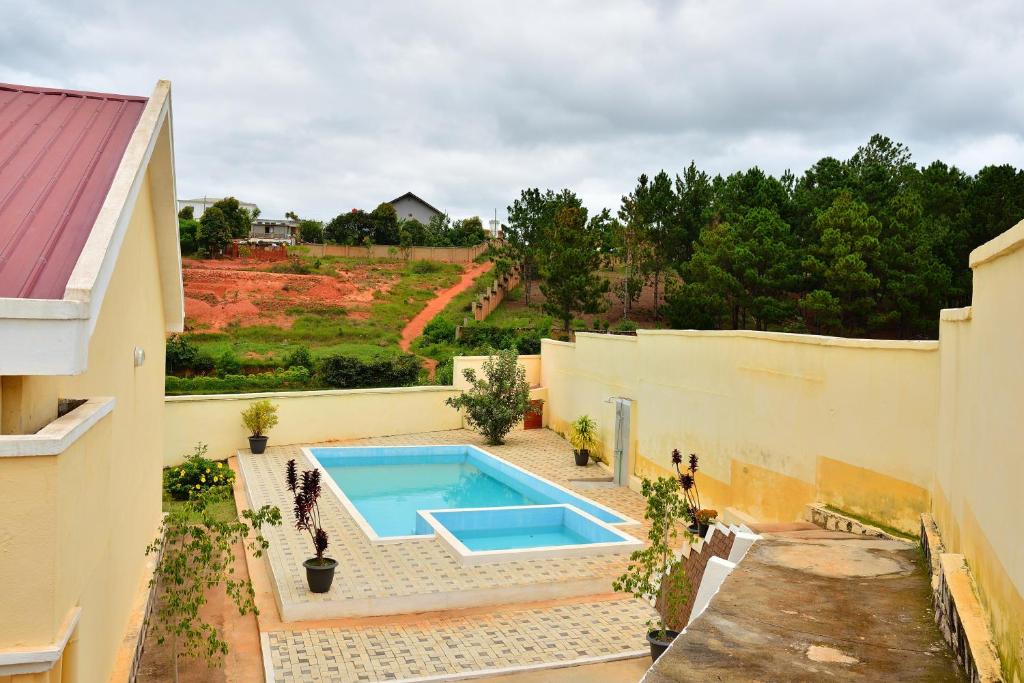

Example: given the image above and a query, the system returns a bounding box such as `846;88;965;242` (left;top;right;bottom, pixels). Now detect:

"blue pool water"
309;445;628;540
455;525;589;551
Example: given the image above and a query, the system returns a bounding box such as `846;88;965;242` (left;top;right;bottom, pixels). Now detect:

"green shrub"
433;357;454;385
165;367;312;395
164;444;235;501
216;350;242;376
194;352;216;373
614;319;638;333
423;317;457;344
445;348;531;445
410;260;441;274
166;334;200;374
268;258;312;275
285;346;314;370
317;353;420;389
241;399;279;437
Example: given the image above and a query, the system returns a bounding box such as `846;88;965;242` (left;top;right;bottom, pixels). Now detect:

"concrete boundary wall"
164;386;461;465
540;330;939;533
307;242;488;263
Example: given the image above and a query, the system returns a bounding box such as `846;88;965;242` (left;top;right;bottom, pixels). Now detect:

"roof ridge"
0;82;147;103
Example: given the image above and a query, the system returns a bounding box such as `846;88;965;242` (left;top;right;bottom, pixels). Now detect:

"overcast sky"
2;1;1022;221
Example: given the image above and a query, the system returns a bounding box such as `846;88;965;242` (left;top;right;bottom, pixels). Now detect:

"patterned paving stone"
243;429;659;681
266;597;654;682
238;429;656;617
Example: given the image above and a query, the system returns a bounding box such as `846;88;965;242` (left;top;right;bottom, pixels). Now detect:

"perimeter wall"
538;219;1024;678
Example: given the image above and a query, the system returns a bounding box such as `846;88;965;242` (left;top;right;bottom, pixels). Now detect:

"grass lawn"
162;495;239;523
187;256;462;366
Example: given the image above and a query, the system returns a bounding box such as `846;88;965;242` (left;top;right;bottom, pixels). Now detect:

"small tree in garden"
146;492;281;683
445;348;532;445
612;477;690;640
286;459;330;564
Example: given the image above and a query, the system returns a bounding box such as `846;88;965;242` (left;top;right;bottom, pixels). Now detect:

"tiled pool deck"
238;428;658;681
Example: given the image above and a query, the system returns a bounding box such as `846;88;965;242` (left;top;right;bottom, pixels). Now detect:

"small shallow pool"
305;445;636;555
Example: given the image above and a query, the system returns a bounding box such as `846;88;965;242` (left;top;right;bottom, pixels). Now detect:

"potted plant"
286;459;337;593
569;415;598;466
672;450;717;537
241;399;278;454
613;477;691;662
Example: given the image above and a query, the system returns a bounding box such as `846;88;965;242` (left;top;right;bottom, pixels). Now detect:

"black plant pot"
303;557;338;593
574;449;590;466
248;435;268;454
688;521;711;538
647;629;680;662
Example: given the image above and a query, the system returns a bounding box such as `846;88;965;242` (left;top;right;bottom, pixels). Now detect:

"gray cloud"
1;0;1021;220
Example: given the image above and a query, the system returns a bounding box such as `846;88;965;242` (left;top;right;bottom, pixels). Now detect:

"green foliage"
569;415;597;452
146;490;281;678
612;477;691;637
178;205;195;221
197;206;233;256
215;349;242;376
445;348;531;445
316;353;420;389
539;205;610;330
268;257;313;275
210;197;253;239
164;444;235;501
422;316;456;344
179;217;200;255
166;334;200;374
298;219;324;244
284;345;314;370
410;259;442;274
241;399;279;437
165;367;311;395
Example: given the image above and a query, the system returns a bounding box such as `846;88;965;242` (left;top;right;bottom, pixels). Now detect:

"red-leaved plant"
671;450;715;530
286;459;329;564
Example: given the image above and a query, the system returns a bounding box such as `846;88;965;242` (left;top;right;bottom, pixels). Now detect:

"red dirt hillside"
182;257;398;331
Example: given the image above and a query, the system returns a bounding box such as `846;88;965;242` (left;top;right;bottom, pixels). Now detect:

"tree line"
496;135;1024;339
319;204;486;248
178;199;488;256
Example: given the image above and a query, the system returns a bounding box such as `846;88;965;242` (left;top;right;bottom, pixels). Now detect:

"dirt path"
400;261;493;353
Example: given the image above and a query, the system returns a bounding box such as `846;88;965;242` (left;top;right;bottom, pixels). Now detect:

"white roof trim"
0;80;182;375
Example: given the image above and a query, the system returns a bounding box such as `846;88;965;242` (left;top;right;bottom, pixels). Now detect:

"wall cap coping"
574;332;639;343
940;307;973;323
164;385;458;403
0;397;114;457
540;338;575;348
0;607;80;674
969;217;1024;269
636;328;939;350
453;354;542;361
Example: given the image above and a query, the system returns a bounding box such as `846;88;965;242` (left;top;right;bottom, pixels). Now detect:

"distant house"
178;196;258;218
389;192;444;225
250;217;299;244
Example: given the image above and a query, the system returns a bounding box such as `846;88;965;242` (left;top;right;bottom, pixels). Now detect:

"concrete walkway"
645;527;962;682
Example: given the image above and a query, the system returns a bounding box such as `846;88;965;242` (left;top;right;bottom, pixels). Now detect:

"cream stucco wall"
541;331;939;530
164;386;462;465
0;164;169;681
935;219;1024;680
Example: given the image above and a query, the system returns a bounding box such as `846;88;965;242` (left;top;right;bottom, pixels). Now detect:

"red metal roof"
0;83;147;299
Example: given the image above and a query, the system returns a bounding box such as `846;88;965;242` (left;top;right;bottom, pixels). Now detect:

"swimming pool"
304;445;639;554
